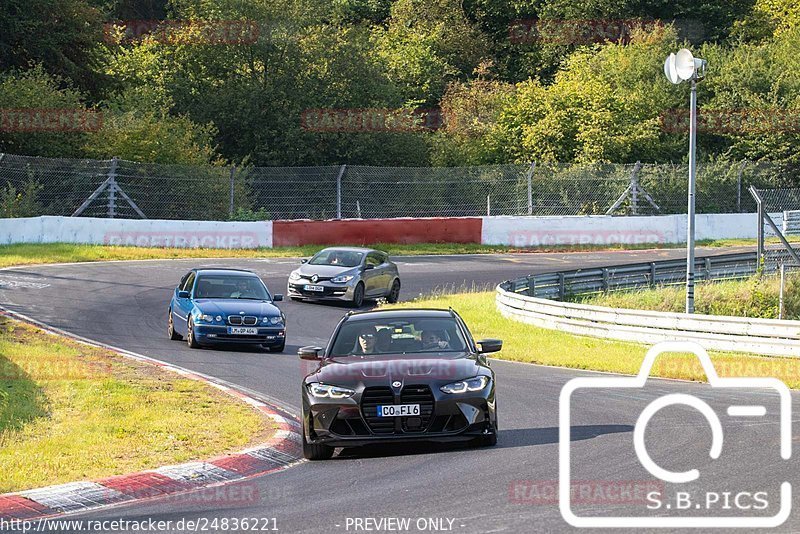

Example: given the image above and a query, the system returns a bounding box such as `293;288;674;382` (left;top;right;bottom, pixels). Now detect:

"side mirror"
364;264;374;270
476;339;503;354
298;346;324;361
273;294;284;302
300;259;308;264
178;290;190;299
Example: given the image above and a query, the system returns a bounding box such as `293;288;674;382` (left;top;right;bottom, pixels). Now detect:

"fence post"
526;161;535;215
558;272;565;300
780;263;786;319
737;160;746;213
601;268;609;291
487;195;491;216
630;161;641;215
753;186;765;266
650;263;656;287
107;157;119;219
704;257;712;281
336;164;347;219
526;275;535;297
229;165;236;219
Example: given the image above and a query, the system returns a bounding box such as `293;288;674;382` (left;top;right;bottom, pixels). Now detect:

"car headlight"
289;271;301;281
331;274;355;283
263;316;283;325
307;383;355;399
440;376;489;394
198;314;216;323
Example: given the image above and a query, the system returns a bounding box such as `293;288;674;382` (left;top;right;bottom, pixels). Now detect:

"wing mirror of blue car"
273;294;284;302
298;346;324;360
178;290;190;299
363;264;375;270
476;339;503;354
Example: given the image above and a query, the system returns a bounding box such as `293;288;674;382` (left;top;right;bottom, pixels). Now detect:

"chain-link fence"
0;152;797;221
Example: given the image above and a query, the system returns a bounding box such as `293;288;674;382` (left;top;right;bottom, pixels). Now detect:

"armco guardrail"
497;252;800;357
500;252;759;300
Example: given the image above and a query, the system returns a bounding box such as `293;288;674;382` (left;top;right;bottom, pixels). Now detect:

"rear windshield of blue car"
194;275;271;300
308;250;363;268
330;317;468;356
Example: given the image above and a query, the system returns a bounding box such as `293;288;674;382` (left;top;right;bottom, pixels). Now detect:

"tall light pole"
664;49;706;313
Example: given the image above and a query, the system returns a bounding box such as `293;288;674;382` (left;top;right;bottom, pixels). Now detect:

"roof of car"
193;268;257;277
344;308;454;321
319;246;380;254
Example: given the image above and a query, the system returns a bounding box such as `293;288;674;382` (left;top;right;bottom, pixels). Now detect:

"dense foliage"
1;0;799;168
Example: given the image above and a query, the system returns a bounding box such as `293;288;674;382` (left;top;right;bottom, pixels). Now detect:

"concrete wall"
0;213;763;249
0;216;272;249
480;213;759;247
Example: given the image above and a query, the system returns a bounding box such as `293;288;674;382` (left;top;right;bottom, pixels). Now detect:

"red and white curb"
0;307;304;521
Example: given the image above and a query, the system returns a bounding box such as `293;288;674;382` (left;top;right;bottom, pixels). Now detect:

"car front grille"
360;385;435;435
361;387;395;435
400;385;434;432
228;315;258;326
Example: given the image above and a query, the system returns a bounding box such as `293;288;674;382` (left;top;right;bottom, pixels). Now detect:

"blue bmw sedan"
168;268;286;352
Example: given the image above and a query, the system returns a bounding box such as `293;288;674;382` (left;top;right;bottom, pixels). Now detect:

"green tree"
0;67;92;158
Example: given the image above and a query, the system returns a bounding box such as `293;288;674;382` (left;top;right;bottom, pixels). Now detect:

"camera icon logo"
559;341;792;529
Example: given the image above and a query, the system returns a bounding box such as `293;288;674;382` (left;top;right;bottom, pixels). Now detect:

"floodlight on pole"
664;48;706;314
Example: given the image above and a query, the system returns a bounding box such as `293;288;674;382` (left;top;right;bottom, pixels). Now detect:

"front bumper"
193;324;285;346
287;281;355;301
303;383;496;447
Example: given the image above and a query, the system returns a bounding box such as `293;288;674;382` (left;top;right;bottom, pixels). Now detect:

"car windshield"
329;317;467;356
308;249;363;267
193;275;270;300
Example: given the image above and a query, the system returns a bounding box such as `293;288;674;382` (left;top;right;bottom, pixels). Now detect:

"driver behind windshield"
230;278;253;299
354;326;378;354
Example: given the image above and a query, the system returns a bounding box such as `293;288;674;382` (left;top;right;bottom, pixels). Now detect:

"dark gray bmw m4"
298;308;502;460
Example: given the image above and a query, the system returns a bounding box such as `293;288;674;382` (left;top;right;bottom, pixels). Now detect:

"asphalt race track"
1;247;798;533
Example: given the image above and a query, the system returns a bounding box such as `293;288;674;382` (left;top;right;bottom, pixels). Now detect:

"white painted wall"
481;213;761;246
0;216;272;249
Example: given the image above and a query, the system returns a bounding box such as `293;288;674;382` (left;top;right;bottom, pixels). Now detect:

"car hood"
295;264;357;277
308;352;485;387
194;299;281;316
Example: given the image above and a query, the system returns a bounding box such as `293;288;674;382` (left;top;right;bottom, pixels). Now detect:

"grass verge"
382;291;800;389
575;274;800;320
0;239;764;269
0;317;273;493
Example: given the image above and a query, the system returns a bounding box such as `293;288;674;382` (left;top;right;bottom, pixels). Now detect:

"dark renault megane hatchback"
299;308;502;460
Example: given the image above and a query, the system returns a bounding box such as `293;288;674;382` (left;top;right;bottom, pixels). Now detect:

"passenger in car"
421;330;450;350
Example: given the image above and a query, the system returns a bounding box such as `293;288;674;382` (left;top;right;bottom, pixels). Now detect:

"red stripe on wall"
272;218;482;247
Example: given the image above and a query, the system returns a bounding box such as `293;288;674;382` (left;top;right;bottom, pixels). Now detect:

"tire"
386;279;401;304
186;317;200;349
269;342;286;353
168;309;182;340
350;283;364;308
302;422;334;460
